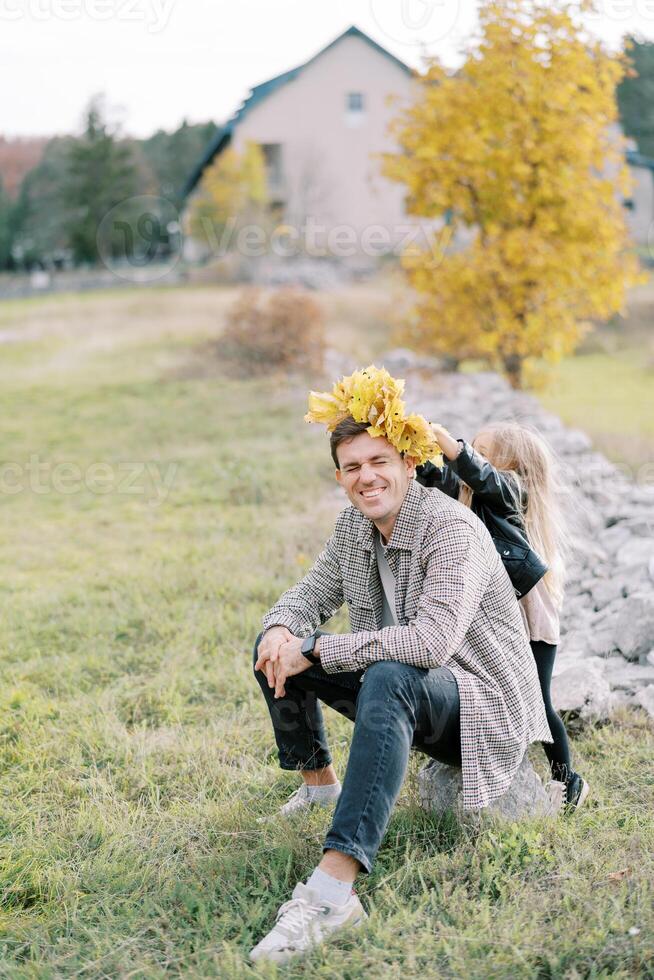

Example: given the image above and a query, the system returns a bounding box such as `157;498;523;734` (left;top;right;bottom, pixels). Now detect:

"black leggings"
531;641;573;781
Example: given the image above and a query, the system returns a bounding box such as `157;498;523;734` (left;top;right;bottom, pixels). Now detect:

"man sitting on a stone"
249;366;551;965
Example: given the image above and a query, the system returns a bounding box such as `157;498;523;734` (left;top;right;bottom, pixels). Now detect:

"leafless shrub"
217;287;324;375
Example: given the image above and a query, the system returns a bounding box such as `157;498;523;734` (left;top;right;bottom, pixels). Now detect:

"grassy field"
0;283;652;977
538;276;654;473
538;349;654;472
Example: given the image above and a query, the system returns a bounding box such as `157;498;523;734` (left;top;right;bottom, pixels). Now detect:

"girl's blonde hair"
459;421;569;606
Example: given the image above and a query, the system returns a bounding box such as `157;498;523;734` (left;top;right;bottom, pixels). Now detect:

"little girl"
416;421;589;812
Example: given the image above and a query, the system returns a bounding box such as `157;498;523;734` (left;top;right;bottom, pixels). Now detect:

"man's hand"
273;637;315;699
255;626;294;689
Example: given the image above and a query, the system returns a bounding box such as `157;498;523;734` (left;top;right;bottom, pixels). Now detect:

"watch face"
301;634;316;656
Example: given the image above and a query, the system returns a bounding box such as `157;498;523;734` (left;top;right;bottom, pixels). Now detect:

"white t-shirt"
374;530;399;627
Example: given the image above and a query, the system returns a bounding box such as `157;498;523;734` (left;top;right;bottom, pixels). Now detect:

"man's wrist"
263;623;292;638
300;632;321;662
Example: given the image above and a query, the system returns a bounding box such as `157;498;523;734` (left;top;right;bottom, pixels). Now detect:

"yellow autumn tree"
384;0;645;388
187;141;268;254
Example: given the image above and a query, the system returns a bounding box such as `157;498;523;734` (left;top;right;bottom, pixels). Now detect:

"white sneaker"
249;882;367;964
257;782;341;823
279;782;341;816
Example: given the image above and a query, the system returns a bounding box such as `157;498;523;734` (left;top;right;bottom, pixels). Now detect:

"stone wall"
381;351;654;721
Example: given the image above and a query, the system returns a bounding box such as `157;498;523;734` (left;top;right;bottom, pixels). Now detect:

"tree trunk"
502;353;523;389
441;355;461;372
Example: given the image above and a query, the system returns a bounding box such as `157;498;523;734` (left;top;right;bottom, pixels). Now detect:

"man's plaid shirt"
262;480;552;810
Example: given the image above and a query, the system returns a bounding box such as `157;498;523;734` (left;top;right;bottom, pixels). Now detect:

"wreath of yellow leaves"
304;365;444;467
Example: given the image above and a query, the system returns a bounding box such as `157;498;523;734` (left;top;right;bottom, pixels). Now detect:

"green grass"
0;283;652;977
538;349;654;472
537;274;654;471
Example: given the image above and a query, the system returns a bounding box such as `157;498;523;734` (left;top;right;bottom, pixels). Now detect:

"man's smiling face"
334;431;415;537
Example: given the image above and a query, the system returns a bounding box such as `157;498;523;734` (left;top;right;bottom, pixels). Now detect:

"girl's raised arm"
430;423;462;462
415;423;462;499
449;440;524;516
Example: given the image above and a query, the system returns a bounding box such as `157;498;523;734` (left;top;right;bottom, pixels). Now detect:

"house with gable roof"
183;26;425;259
183;24;654;265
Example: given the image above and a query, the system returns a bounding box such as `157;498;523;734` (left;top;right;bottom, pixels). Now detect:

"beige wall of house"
602;125;653;248
624;164;654;246
231;33;426;253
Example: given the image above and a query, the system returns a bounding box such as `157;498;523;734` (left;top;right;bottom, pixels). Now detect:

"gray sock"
304;780;341;803
306;866;353;906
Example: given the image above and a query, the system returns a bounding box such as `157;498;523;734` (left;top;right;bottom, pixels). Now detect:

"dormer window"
345;92;365;127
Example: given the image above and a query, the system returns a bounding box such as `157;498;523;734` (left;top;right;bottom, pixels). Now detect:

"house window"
347;92;365;112
260;143;283;189
345;92;366;128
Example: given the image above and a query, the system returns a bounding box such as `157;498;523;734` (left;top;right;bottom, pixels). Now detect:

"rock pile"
396;358;654;722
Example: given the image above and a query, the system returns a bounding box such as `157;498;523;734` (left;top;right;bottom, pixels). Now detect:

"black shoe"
563;772;590;812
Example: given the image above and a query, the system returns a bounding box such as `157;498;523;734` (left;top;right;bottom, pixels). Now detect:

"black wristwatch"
301;633;320;663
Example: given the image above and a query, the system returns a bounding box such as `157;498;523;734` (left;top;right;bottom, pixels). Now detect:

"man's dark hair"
330;417;371;468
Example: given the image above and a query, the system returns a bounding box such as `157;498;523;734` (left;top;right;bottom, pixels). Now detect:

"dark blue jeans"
253;635;461;874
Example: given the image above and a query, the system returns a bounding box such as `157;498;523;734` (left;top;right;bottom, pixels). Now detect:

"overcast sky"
3;0;653;139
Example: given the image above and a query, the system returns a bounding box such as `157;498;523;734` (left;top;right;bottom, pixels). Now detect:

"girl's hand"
430;423;461;462
430;422;450;440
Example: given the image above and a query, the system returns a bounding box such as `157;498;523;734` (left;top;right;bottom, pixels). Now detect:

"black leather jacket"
415;440;548;599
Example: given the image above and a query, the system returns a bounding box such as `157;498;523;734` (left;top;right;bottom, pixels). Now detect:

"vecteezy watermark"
0;0;175;31
585;0;654;21
369;0;461;46
0;456;178;507
196;215;453;270
97;195;183;283
258;690;456;744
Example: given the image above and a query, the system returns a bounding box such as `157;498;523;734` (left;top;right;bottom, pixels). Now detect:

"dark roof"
626;148;654;171
182;25;413;199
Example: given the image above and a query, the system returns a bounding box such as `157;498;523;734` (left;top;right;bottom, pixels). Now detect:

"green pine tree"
0;177;14;269
12;137;73;267
63;95;141;264
618;36;654;159
141;119;217;204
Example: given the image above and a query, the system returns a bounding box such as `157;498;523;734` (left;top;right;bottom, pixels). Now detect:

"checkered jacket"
262;480;552;810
